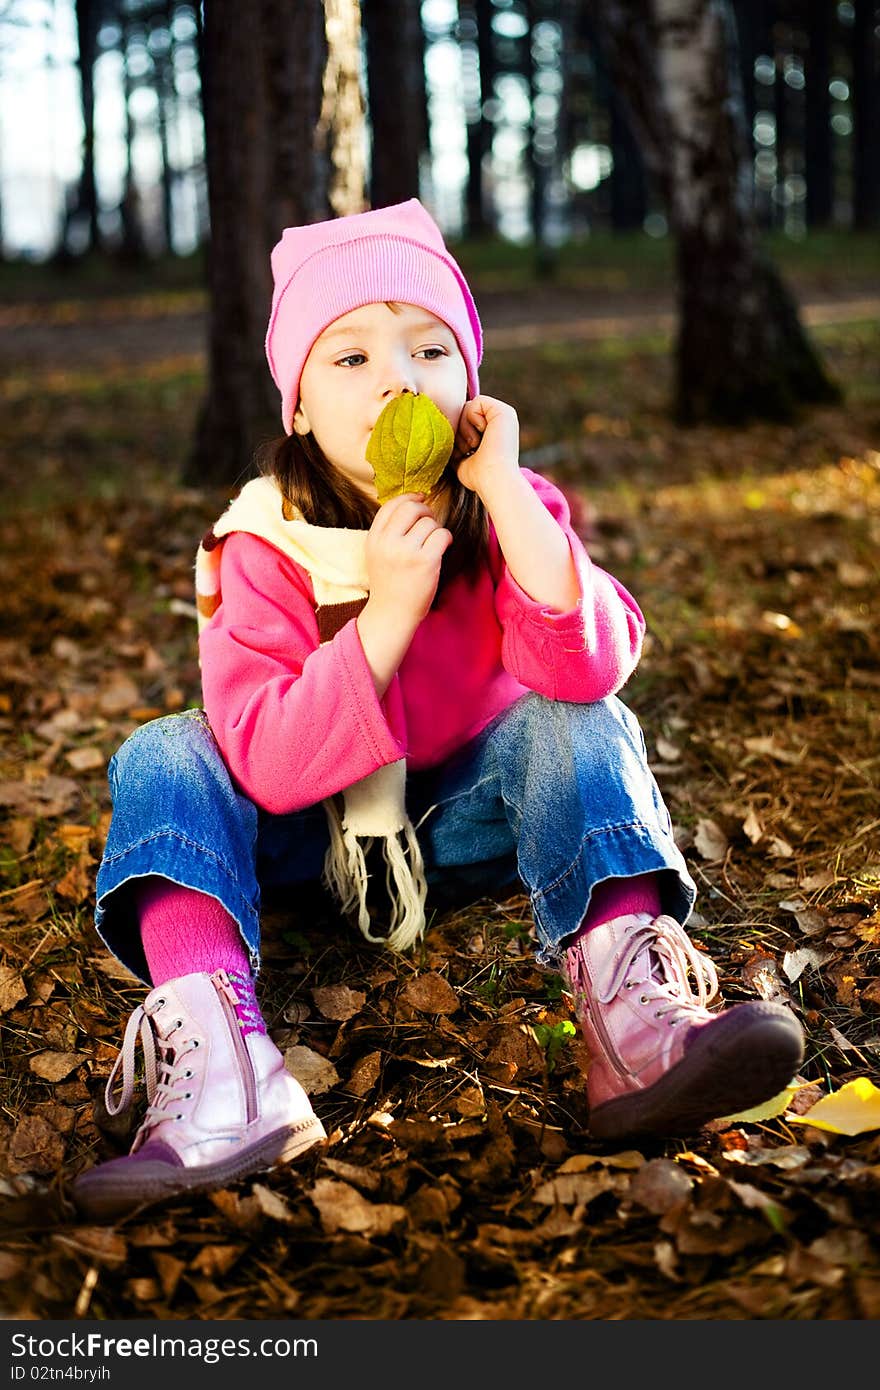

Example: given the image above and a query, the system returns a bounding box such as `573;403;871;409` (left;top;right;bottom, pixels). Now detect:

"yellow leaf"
787;1077;880;1136
717;1084;799;1125
366;392;454;504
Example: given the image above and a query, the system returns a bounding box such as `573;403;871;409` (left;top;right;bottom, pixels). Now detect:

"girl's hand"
453;395;520;499
363;492;453;627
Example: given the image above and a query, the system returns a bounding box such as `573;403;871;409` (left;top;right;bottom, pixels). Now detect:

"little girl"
73;199;804;1219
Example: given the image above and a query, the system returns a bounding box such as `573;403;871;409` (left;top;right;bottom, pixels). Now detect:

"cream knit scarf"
195;475;428;951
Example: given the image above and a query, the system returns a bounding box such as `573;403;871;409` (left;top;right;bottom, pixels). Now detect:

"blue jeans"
94;694;696;984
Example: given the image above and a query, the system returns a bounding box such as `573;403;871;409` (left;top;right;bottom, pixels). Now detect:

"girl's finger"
402;515;444;547
371;494;429;533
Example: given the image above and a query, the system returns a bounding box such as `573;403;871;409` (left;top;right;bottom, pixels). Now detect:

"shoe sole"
587;1004;805;1141
71;1115;327;1222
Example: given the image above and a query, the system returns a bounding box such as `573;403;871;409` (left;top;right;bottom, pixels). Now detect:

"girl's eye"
416;346;447;360
336;352;367;368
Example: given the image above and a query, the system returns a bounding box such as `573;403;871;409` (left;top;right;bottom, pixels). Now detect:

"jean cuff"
530;821;697;971
95;829;261;985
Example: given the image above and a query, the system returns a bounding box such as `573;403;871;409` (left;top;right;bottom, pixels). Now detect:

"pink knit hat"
265;199;482;434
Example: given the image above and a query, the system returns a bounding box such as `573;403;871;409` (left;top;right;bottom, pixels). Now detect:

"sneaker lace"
104;996;199;1133
577;914;719;1023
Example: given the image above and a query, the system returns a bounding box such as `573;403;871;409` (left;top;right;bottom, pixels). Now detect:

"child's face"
293;302;469;500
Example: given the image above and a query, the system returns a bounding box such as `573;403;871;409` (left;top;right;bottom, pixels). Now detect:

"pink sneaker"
72;970;326;1220
564;913;805;1141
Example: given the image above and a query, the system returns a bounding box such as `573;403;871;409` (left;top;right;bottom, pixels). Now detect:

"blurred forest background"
3;0;879;260
1;2;879;1322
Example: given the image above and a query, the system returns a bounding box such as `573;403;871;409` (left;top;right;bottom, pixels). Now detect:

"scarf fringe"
322;803;428;952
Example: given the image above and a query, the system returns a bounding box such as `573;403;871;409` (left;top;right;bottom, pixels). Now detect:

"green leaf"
365;392;455;504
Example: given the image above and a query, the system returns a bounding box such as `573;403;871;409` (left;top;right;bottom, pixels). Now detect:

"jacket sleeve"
492;468;646;702
198;532;407;815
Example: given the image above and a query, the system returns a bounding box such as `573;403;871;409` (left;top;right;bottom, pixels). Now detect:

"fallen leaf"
779;898;827;936
717;1084;799;1125
741;953;791;1004
742;807;763;844
742;735;805;765
152;1252;186;1300
282;1044;340;1095
250;1183;297;1223
189;1244;242;1278
52;1229;128;1267
307;1178;406;1236
29;1051;87;1081
0;1251;27;1280
7;1115;65;1175
788;1077;880;1135
782;945;833;982
532;1171;622;1206
346;1050;382;1097
65;747;105;773
321;1158;383;1193
0;774;80;816
97;677;141;716
401;972;460;1015
693;817;728;861
311;983;366;1022
0;966;27;1014
628;1159;693;1215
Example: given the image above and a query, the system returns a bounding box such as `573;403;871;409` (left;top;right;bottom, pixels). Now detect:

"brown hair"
256;430;489;594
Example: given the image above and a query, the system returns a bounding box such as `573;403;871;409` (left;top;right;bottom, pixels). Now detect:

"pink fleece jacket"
199;469;645;816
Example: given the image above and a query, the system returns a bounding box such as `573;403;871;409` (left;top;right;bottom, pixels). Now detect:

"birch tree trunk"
590;0;839;424
187;0;365;486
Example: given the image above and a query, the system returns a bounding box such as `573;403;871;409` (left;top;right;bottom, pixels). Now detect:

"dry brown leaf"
52;1229;128;1267
65;747;105;773
250;1183;297;1223
531;1171;623;1206
693;818;728;861
307;1178;406;1237
782;945;833;982
97;677;141;716
7;1115;65;1175
321;1158;383;1193
6;816;34;855
311;983;366;1021
779;898;827;936
0;966;27;1014
741;953;791;1004
126;1278;161;1303
346;1050;382;1097
401;972;459;1015
152;1252;186;1300
54;858;91;902
0;774;80;817
742;735;805;765
742;806;763;844
628;1159;693;1215
29;1050;86;1081
0;1251;27;1280
189;1244;243;1278
89;952;142;984
283;1044;340;1095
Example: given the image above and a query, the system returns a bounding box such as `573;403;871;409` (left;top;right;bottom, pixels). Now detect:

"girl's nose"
380;356;418;399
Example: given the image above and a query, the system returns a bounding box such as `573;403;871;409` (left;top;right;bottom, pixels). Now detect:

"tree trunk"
318;0;368;217
186;0;339;487
851;0;880;230
804;0;833;228
589;0;839;424
118;13;147;264
362;0;428;207
72;0;101;255
608;85;648;231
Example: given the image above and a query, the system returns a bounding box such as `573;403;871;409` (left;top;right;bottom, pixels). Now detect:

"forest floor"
0;238;879;1322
